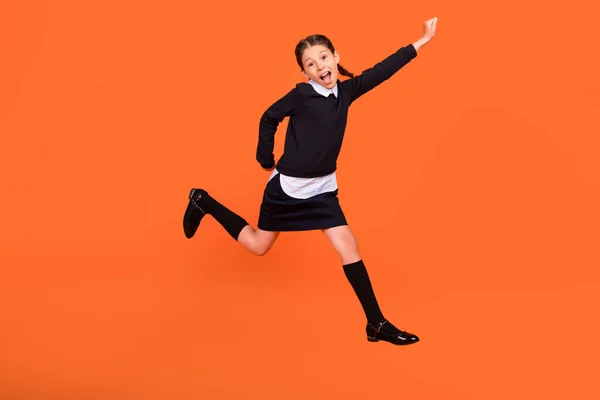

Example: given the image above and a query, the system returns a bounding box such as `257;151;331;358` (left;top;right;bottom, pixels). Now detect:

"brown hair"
294;34;354;78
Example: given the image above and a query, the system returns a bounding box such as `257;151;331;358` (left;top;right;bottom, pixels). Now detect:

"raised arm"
256;87;299;169
343;17;438;103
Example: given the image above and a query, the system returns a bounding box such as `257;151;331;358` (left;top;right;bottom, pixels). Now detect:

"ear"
301;69;309;79
334;50;340;64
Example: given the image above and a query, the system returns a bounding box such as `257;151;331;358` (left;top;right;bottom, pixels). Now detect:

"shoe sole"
367;335;420;345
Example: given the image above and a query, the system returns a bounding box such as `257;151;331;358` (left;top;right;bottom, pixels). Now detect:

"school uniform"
256;44;418;232
183;42;421;346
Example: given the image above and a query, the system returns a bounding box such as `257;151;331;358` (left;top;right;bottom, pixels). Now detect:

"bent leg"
238;226;279;256
185;188;279;256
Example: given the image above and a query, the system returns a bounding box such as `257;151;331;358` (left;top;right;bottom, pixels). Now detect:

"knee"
345;229;359;248
250;241;273;256
252;246;269;256
337;231;359;256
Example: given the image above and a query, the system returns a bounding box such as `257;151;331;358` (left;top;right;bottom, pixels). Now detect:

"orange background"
2;0;599;398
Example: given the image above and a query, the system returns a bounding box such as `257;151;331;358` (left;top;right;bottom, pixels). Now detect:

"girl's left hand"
423;17;438;40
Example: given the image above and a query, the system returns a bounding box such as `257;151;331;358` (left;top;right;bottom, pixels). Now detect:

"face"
301;44;340;88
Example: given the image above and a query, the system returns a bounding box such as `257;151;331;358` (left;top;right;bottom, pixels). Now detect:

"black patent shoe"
183;188;207;239
366;319;420;345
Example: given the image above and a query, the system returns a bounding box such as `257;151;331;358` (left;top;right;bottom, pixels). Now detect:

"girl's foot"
183;188;207;238
366;319;420;345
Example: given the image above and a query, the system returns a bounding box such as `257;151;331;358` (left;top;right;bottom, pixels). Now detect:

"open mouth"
320;71;332;84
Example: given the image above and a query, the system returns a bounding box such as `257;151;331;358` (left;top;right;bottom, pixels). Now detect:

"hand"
259;160;275;171
412;17;437;51
423;17;438;41
260;162;275;171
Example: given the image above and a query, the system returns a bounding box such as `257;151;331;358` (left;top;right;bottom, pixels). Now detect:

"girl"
183;17;438;346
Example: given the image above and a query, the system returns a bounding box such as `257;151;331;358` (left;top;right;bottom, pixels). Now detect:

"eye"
322;55;327;59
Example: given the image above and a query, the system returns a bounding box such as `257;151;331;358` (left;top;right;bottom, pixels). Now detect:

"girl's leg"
322;225;384;322
238;226;279;256
322;225;419;345
185;188;279;256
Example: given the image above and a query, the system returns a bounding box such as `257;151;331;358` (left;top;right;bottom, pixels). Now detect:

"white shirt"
268;79;339;199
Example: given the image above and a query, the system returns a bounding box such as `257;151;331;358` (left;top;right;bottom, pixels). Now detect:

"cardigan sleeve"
256;86;299;169
342;44;417;104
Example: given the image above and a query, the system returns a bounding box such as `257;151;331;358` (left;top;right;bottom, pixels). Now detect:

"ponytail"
338;64;354;78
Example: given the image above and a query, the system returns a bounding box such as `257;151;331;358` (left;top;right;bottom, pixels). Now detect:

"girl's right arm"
256;87;299;170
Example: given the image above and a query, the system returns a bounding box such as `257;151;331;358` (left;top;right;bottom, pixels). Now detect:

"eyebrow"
304;51;328;63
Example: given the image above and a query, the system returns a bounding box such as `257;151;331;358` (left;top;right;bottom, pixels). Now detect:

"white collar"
308;79;338;97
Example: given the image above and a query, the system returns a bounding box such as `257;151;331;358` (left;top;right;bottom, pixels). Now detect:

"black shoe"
366;319;420;345
183;188;207;239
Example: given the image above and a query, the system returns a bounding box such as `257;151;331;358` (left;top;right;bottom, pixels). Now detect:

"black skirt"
257;173;347;232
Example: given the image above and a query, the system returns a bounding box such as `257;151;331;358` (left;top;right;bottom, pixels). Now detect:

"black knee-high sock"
343;260;402;334
343;260;385;323
196;192;249;240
